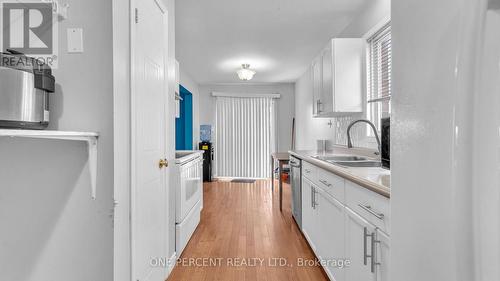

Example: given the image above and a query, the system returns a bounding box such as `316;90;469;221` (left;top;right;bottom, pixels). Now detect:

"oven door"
176;157;202;223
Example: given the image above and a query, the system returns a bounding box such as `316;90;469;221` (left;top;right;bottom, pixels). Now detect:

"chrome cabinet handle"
363;227;381;273
312;188;316;209
371;230;381;273
358;204;385;220
314;188;318;208
319;179;332;187
311;187;315;209
312;187;318;209
363;227;370;265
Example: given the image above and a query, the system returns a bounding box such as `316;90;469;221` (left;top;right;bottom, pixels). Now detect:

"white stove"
174;151;204;256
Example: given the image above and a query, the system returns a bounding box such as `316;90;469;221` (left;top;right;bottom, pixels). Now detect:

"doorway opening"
214;95;277;179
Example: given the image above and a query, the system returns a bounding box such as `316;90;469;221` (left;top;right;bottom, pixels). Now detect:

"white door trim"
112;0;132;280
129;0;137;279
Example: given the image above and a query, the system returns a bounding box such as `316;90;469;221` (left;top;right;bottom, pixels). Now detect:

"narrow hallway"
168;180;328;281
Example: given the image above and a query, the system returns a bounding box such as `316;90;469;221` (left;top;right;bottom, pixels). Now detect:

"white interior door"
131;0;169;280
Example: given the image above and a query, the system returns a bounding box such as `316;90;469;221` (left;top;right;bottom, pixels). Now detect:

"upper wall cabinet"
312;38;365;117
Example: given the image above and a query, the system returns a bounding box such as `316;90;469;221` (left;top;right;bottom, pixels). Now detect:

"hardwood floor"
167;179;328;281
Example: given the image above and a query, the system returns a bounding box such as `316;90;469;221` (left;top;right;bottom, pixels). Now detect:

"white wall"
294;71;335;149
0;0;113;280
339;0;391;37
472;8;500;280
179;69;200;148
198;83;295;152
294;0;390;151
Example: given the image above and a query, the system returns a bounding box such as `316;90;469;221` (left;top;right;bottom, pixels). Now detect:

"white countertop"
289;147;391;198
175;150;204;164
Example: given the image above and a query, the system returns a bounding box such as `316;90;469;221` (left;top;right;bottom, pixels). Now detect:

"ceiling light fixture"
237;64;256;81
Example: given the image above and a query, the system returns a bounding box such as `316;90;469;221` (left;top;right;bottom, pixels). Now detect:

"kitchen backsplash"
326;114;379;151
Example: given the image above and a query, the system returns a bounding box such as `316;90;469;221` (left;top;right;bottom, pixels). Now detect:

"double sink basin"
314;155;382;168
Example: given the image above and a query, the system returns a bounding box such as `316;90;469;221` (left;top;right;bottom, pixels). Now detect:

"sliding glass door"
215;96;277;178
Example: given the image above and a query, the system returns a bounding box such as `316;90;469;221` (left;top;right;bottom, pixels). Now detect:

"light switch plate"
67;28;83;53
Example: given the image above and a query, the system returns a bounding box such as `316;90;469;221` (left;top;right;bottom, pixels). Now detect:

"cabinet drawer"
317;168;345;203
302;161;317;182
176;200;201;256
345;180;390;235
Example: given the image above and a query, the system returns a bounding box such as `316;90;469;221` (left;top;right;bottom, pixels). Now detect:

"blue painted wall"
175;85;193;150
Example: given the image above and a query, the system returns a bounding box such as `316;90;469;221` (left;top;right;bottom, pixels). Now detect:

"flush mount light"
237;64;256;81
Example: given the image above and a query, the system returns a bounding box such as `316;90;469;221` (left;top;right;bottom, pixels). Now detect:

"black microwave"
381;117;390;169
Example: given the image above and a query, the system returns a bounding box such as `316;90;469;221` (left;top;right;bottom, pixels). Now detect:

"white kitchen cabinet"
299;159;390;281
302;177;318;252
312;38;365;117
321;43;334;113
345;180;391;234
316;187;346;281
312;55;322;116
344;207;377;281
302;161;318;182
376;229;390;281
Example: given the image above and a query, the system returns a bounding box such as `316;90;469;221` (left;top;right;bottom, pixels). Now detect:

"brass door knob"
159;159;168;169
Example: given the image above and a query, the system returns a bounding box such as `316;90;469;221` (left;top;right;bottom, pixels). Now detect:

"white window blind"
214;96;277;179
367;22;392;134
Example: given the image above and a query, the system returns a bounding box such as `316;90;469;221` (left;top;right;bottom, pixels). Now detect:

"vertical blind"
367;22;392;132
215;96;277;178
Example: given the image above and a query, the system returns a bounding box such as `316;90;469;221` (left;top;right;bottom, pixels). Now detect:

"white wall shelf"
0;129;99;200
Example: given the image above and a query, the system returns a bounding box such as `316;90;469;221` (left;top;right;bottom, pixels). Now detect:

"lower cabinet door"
301;177;317;251
376;230;390;281
344;207;377;281
316;188;345;281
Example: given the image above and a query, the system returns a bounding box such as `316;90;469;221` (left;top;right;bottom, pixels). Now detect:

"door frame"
112;0;174;280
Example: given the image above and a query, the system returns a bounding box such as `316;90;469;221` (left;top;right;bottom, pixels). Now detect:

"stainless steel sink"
315;155;369;162
328;160;382;168
314;154;382;168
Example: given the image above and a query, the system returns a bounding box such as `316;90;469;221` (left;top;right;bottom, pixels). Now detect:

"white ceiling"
175;0;369;84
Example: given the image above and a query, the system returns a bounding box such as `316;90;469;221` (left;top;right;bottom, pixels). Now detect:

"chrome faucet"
347;119;381;155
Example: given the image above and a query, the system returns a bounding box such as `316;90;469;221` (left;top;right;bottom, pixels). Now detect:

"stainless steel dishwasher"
289;156;302;228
